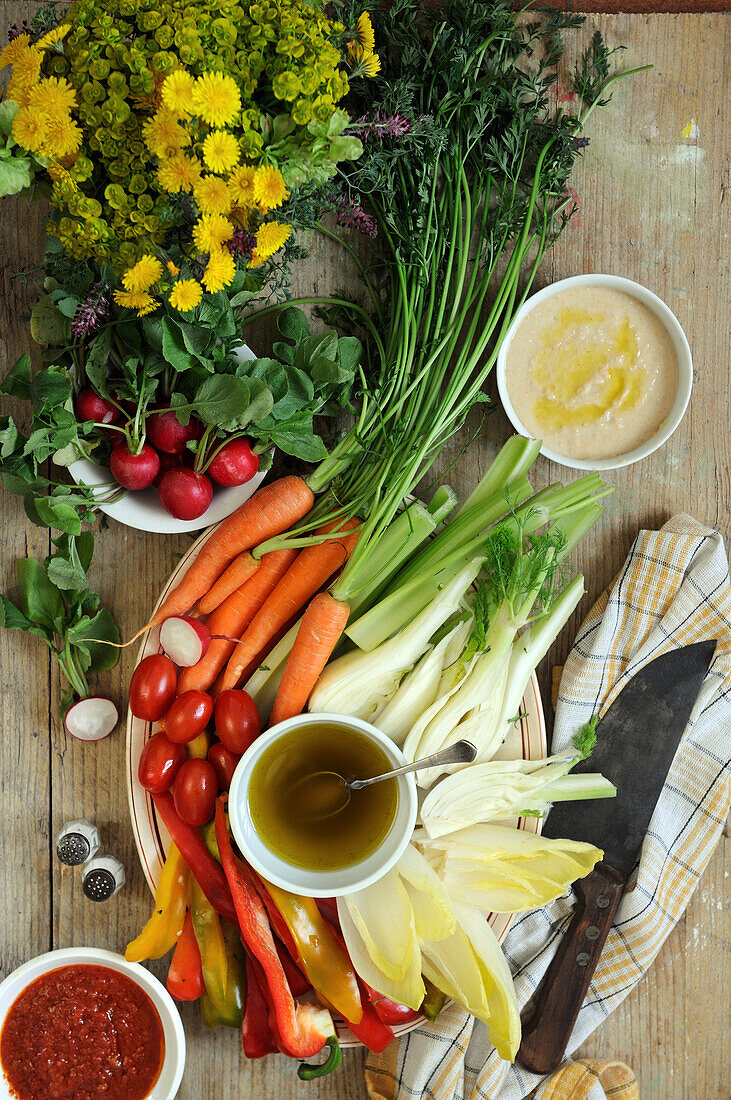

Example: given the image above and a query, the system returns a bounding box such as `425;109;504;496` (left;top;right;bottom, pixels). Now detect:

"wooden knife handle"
518;862;625;1075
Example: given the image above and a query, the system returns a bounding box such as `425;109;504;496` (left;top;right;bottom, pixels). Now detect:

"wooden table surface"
1;6;729;1098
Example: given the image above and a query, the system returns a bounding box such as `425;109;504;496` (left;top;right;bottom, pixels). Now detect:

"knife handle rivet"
596;895;611;909
585;925;601;940
576;952;591;966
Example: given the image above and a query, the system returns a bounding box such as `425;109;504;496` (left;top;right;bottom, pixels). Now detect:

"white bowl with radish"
68;344;267;534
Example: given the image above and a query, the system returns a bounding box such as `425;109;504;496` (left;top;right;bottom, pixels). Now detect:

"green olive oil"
248;722;399;871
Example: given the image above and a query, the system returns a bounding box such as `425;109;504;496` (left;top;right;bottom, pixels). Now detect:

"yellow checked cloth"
365;515;731;1100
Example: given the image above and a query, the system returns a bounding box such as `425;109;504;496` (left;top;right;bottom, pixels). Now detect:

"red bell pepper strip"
242;955;279;1059
276;940;311;999
167;911;204;1001
215;798;334;1059
153;792;236;925
363;983;421;1026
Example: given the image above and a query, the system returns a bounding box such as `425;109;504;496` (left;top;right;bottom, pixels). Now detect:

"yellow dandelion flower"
193;175;232;216
28;76;77;115
201;130;240;175
11;106;48;153
248;220;291;265
0;34;30;69
169;278;203;312
191;72;241;128
142;108;188;155
228;164;256;206
356;12;375;52
122;254;164;293
253;166;289;210
43;112;82;157
166;260;180;276
36;24;71;50
7;47;42;104
348;44;381;78
113;289;158;315
161;69;196;117
192;214;234;252
202;248;236;293
157;152;201;194
47;162;74;183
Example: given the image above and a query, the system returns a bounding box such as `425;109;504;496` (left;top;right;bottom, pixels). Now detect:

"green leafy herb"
573;715;599;759
0;534;120;707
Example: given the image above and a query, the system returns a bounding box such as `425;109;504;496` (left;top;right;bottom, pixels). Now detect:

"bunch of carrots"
143;474;359;718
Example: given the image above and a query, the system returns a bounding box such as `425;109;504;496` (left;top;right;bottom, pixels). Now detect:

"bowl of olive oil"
227;714;418;897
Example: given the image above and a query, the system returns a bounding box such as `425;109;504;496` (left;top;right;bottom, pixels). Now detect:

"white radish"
65;697;119;741
160;616;210;667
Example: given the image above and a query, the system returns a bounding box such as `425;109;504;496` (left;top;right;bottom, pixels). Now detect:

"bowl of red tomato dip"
0;947;185;1100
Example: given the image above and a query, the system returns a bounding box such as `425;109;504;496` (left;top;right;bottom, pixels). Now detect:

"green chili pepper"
298;1037;343;1080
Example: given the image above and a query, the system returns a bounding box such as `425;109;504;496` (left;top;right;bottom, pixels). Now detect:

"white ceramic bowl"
496;274;693;471
0;947;185;1100
228;713;418;898
68;343;266;533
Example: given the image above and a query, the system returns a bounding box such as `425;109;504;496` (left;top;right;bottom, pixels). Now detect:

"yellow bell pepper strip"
215;797;335;1059
190;876;244;1028
256;876;363;1024
125;844;188;962
188;730;212;759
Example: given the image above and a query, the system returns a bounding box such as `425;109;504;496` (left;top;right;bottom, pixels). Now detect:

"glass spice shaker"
82;855;126;902
55;820;101;867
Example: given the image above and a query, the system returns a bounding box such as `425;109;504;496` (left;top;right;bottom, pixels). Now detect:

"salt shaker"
82;855;126;901
55;820;101;867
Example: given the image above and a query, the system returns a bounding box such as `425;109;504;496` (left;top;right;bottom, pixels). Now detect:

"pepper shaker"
55;820;101;867
82;855;126;901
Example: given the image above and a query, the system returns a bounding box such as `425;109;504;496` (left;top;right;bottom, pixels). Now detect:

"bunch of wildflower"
70;281;111;339
2;28;83;161
346;13;381;80
336;194;377;238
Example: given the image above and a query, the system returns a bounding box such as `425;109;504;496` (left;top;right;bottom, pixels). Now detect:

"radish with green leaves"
158;467;213;520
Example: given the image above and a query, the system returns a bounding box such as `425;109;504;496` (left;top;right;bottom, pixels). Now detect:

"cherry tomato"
172;759;219;827
207;742;241;790
129;655;177;722
214;689;260;755
165;690;213;745
138;732;186;793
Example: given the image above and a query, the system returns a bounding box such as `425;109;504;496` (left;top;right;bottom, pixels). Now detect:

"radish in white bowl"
65;697;119;741
160;617;211;667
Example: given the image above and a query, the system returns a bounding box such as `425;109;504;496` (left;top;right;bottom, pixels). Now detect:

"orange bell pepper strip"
214;798;334;1059
167;911;204;1001
125;844;188;962
254;876;363;1024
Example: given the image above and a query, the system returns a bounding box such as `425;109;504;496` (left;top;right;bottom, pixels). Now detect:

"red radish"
207;742;241;790
153;451;181;487
160;616;211;667
76;389;120;425
110;442;160;490
64;696;119;741
147;410;201;454
158;467;213;521
208;438;259;487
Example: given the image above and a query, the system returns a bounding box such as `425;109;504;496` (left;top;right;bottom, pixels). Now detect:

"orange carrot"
176;548;298;694
220;519;360;692
198;552;259;616
145;477;313;632
269;594;350;726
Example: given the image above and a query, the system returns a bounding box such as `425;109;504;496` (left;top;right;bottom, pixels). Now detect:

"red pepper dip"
0;964;165;1100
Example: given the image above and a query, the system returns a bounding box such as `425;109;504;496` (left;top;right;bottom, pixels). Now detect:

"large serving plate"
127;521;547;1046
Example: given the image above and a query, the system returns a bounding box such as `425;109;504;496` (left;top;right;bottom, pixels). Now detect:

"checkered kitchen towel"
365;514;731;1100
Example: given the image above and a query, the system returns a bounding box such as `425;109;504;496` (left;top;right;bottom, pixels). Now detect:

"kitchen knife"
518;639;717;1075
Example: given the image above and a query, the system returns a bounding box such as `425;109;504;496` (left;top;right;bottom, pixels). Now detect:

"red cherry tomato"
207;742;241;790
138;732;187;793
172;759;219;827
129;655;177;721
214;689;260;755
165;690;214;745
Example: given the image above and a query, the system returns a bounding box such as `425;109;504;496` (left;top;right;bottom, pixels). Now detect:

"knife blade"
518;640;717;1075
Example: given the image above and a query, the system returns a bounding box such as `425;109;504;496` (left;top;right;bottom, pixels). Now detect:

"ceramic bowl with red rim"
0;947;185;1100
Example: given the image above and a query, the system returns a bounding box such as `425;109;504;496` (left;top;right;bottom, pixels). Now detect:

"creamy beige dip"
504;286;679;460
